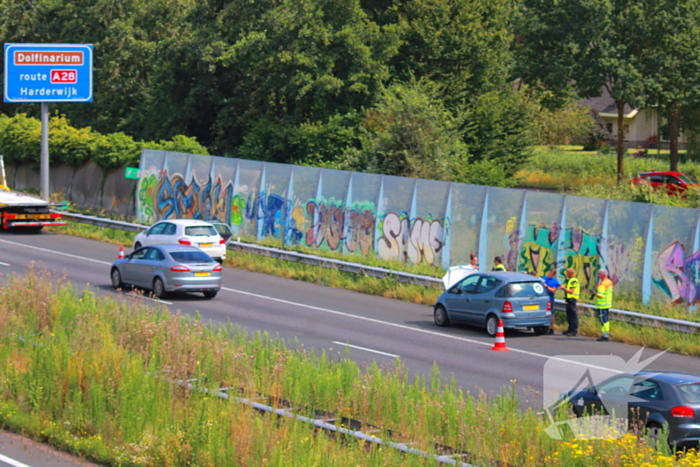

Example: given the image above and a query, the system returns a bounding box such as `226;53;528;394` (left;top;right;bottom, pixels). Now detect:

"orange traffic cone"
118;245;125;259
490;319;510;351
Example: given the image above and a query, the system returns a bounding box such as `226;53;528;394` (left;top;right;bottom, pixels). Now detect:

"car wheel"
152;277;167;299
645;422;663;445
533;326;550;335
110;268;123;289
203;290;218;299
134;242;142;249
486;314;499;337
434;305;450;327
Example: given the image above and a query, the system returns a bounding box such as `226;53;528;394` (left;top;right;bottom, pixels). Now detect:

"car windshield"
504;281;547;298
678;173;699;185
170;251;214;263
184;225;217;236
678;383;700;403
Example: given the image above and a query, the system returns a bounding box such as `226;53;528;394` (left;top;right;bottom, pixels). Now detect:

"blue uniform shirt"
541;275;560;302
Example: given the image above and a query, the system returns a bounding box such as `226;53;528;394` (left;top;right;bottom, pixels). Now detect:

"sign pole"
40;102;49;200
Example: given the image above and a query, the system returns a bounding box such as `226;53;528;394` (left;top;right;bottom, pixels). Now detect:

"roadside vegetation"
517;146;700;208
0;267;699;467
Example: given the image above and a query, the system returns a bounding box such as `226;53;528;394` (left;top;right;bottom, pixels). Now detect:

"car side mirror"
587;386;597;394
450;287;462;294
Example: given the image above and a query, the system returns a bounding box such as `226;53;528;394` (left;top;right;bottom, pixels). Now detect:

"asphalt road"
0;228;698;409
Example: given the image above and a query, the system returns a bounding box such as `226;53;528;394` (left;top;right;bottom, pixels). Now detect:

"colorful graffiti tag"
377;212;447;265
653;242;700;304
140;170;232;223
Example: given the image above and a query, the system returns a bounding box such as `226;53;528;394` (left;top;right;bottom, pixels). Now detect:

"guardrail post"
641;205;655;305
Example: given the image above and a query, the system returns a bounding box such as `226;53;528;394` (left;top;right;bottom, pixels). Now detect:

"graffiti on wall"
139;170;232;223
653;242;700;304
377;212;447;265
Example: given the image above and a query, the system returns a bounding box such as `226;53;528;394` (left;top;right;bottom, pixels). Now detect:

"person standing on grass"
560;268;580;336
540;268;559;335
594;269;614;341
492;256;506;272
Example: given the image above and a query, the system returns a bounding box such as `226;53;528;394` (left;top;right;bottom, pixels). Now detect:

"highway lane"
1;229;699;407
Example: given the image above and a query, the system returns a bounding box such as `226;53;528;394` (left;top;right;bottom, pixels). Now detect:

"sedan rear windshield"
504;281;547;298
678;383;700;403
170;251;214;263
184;226;218;236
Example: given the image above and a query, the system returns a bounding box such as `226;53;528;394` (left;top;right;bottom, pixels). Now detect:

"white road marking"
332;341;400;358
0;452;33;467
0;239;112;265
0;262;10;266
0;238;626;375
221;287;623;374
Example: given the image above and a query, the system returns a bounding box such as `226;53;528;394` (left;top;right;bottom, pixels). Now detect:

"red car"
631;171;700;196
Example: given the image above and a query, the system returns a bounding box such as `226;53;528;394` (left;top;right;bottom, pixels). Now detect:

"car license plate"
523;305;539;311
199;243;213;247
194;272;210;277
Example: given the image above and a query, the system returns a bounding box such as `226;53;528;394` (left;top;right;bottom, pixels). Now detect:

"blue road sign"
4;43;93;103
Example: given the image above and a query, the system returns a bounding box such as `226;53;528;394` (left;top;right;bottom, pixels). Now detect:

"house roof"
579;87;637;118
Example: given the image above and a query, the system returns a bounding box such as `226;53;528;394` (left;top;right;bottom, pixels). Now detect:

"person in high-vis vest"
560;268;580;336
492;256;506;272
594;269;613;341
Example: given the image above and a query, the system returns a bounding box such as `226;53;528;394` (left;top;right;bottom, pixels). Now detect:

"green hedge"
0;113;209;172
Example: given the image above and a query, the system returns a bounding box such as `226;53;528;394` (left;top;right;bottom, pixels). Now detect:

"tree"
642;0;700;171
517;0;649;182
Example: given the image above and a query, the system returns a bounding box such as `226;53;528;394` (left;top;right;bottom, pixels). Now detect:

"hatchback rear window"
504;281;547;298
184;226;217;236
678;383;700;403
170;251;214;263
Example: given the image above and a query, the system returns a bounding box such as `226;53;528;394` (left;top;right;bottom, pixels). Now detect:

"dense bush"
0;113;208;172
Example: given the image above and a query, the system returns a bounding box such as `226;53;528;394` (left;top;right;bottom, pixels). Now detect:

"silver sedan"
110;244;222;299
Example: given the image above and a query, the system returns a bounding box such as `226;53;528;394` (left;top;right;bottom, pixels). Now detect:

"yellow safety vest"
565;277;580;300
596;278;613;309
493;264;506;272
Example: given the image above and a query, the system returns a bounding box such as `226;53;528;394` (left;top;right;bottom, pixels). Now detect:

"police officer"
492;256;506;272
560;268;580;336
594;269;614;341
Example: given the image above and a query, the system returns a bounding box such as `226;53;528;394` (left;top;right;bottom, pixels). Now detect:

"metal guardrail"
56;211;700;334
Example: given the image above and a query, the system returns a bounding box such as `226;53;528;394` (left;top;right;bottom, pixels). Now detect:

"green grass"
1;267;699;467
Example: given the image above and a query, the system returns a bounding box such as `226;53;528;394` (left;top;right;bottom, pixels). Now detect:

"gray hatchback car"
433;272;552;336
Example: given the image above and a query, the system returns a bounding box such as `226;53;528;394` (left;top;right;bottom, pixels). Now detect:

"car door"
468;276;503;323
444;274;482;323
627;378;666;428
142;222;167;246
122;247;149;285
136;247;166;288
580;375;636;423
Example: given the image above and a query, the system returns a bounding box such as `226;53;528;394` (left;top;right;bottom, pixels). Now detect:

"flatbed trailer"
0;156;66;230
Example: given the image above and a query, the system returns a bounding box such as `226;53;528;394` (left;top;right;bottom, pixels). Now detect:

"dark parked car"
110;244;222;299
562;371;700;449
433;272;552;336
631;171;700;196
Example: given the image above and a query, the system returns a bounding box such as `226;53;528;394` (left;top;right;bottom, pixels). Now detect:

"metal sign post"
4;43;93;200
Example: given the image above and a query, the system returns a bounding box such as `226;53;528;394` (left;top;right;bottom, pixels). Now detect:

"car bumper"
669;423;700;449
165;276;222;293
502;316;551;329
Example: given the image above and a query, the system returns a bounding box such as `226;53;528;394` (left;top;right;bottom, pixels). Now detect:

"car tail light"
219;237;226;244
547;300;552;312
671;406;695;418
50;213;62;219
3;213;16;219
170;265;190;272
502;301;513;313
178;238;192;245
213;265;222;272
